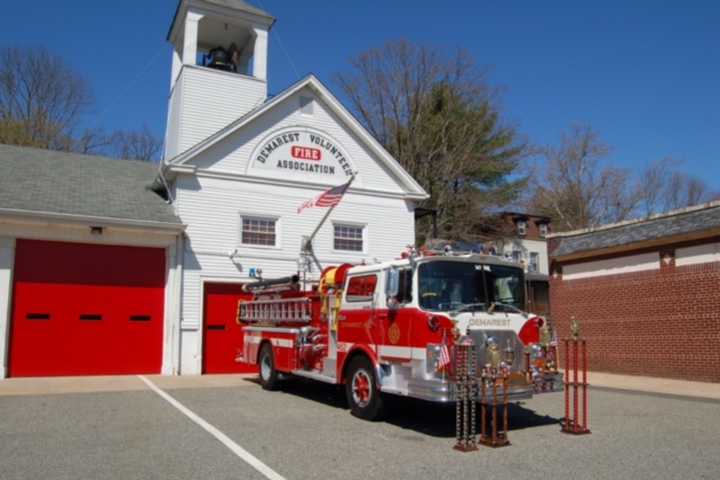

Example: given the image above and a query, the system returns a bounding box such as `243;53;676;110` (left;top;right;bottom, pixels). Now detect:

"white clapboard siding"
167;65;267;157
164;73;184;159
188;85;405;193
175;175;414;329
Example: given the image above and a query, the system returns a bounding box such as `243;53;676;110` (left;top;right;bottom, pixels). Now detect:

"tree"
527;125;640;231
528;126;716;232
0;46;163;161
638;157;713;216
336;40;526;242
0;47;93;150
109;126;163;162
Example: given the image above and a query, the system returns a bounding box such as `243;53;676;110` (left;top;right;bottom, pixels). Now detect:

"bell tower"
164;0;275;160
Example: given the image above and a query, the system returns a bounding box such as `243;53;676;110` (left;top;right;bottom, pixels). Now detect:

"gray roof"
168;0;275;39
552;204;720;258
0;144;182;228
203;0;274;19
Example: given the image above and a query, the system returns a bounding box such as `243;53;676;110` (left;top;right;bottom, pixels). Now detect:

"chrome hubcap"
352;369;372;408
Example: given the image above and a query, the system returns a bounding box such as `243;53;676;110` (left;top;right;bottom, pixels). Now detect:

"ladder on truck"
237;297;312;324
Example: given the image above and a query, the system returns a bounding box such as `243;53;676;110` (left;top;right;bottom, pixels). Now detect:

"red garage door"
203;283;256;374
9;239;165;377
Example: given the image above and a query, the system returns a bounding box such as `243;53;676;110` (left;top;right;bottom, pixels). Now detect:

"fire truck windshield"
418;261;524;313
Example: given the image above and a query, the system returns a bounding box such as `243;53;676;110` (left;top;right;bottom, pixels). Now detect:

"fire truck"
237;249;562;420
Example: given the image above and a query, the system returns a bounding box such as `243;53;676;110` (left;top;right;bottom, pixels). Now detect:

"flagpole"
302;173;356;272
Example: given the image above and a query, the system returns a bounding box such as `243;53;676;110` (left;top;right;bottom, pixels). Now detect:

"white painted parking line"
138;375;285;480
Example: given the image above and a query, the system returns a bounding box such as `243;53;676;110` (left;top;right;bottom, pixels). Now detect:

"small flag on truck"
439;343;451;371
297;177;353;214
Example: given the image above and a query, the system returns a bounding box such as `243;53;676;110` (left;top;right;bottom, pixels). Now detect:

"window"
529;252;539;272
396;268;413;304
334;224;364;252
346;274;377;302
417;261;524;312
512;249;522;263
241;216;277;246
516;220;527;236
539;223;549;237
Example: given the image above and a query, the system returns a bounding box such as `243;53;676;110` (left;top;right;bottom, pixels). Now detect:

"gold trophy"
570;317;581;341
486;340;501;370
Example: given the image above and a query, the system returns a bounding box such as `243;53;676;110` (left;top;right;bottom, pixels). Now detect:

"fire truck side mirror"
386;268;400;309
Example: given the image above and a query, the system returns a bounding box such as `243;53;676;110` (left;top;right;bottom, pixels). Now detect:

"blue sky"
2;1;718;186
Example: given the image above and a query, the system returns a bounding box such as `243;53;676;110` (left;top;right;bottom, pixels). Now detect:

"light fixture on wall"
228;248;242;270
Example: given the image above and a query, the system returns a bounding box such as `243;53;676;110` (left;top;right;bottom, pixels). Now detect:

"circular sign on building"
248;127;356;183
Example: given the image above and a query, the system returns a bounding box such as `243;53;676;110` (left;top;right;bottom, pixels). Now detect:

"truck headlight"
426;344;442;374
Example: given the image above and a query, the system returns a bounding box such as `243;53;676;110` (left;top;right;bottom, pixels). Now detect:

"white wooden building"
0;0;426;379
162;0;427;374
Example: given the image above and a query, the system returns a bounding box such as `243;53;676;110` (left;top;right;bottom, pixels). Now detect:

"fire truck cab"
238;252;561;420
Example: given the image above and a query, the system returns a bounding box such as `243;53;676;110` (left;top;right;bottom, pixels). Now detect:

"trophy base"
561;420;591;435
453;443;479;452
479;433;510;448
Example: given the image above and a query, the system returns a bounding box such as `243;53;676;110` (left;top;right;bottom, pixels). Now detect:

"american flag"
438;343;451;371
297;178;353;214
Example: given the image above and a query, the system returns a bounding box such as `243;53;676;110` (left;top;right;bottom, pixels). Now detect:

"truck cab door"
377;267;414;362
337;273;381;357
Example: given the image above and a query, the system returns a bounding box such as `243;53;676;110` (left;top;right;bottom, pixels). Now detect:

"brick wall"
500;213;550;241
550;252;720;382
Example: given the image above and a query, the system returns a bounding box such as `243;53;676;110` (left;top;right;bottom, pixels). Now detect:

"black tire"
345;356;385;421
258;343;280;391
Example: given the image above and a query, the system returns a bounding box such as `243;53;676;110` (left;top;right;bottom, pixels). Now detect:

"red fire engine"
237;249;562;420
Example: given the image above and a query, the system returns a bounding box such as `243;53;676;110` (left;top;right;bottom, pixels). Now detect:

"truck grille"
466;329;525;374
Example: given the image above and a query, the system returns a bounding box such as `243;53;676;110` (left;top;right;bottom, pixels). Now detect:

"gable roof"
0;144;183;230
164;74;429;200
168;0;275;40
551;201;720;260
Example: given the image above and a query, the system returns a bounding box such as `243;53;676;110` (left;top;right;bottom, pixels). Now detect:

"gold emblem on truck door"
388;322;401;344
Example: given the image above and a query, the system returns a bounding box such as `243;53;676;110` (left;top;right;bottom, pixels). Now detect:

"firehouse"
0;0;427;378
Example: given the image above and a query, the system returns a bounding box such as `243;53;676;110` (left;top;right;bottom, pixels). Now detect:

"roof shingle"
0;144;182;227
552;204;720;258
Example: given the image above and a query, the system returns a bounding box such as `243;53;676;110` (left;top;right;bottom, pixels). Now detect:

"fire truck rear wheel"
345;356;385;421
258;343;280;391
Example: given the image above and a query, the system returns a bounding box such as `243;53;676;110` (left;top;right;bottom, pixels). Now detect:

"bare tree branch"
336;40;526;243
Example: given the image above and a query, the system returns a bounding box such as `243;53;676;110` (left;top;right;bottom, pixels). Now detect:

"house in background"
490;212;552;318
491;212;552;275
549;201;720;382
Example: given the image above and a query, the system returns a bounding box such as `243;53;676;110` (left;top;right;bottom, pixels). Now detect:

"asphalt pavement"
1;376;718;480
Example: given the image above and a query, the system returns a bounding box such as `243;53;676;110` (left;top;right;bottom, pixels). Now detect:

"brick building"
549;202;720;382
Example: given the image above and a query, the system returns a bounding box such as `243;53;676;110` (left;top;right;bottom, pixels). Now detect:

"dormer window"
516;220;527;236
539;223;549;238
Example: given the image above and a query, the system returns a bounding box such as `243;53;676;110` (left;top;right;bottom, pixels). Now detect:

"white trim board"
163;74;428;200
562;252;660;281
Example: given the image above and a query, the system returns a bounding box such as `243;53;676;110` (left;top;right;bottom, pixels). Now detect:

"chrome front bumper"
404;377;534;403
402;371;564;403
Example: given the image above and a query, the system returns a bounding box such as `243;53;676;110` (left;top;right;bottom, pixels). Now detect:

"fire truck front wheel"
258;343;280;391
345;356;385;421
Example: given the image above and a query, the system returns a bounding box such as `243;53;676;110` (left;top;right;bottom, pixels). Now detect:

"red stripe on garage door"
8;239;165;377
202;283;257;374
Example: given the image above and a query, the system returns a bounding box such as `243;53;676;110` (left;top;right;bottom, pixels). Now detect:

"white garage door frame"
0;214;184;379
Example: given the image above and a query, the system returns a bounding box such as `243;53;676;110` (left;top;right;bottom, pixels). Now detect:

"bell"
207;46;232;71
